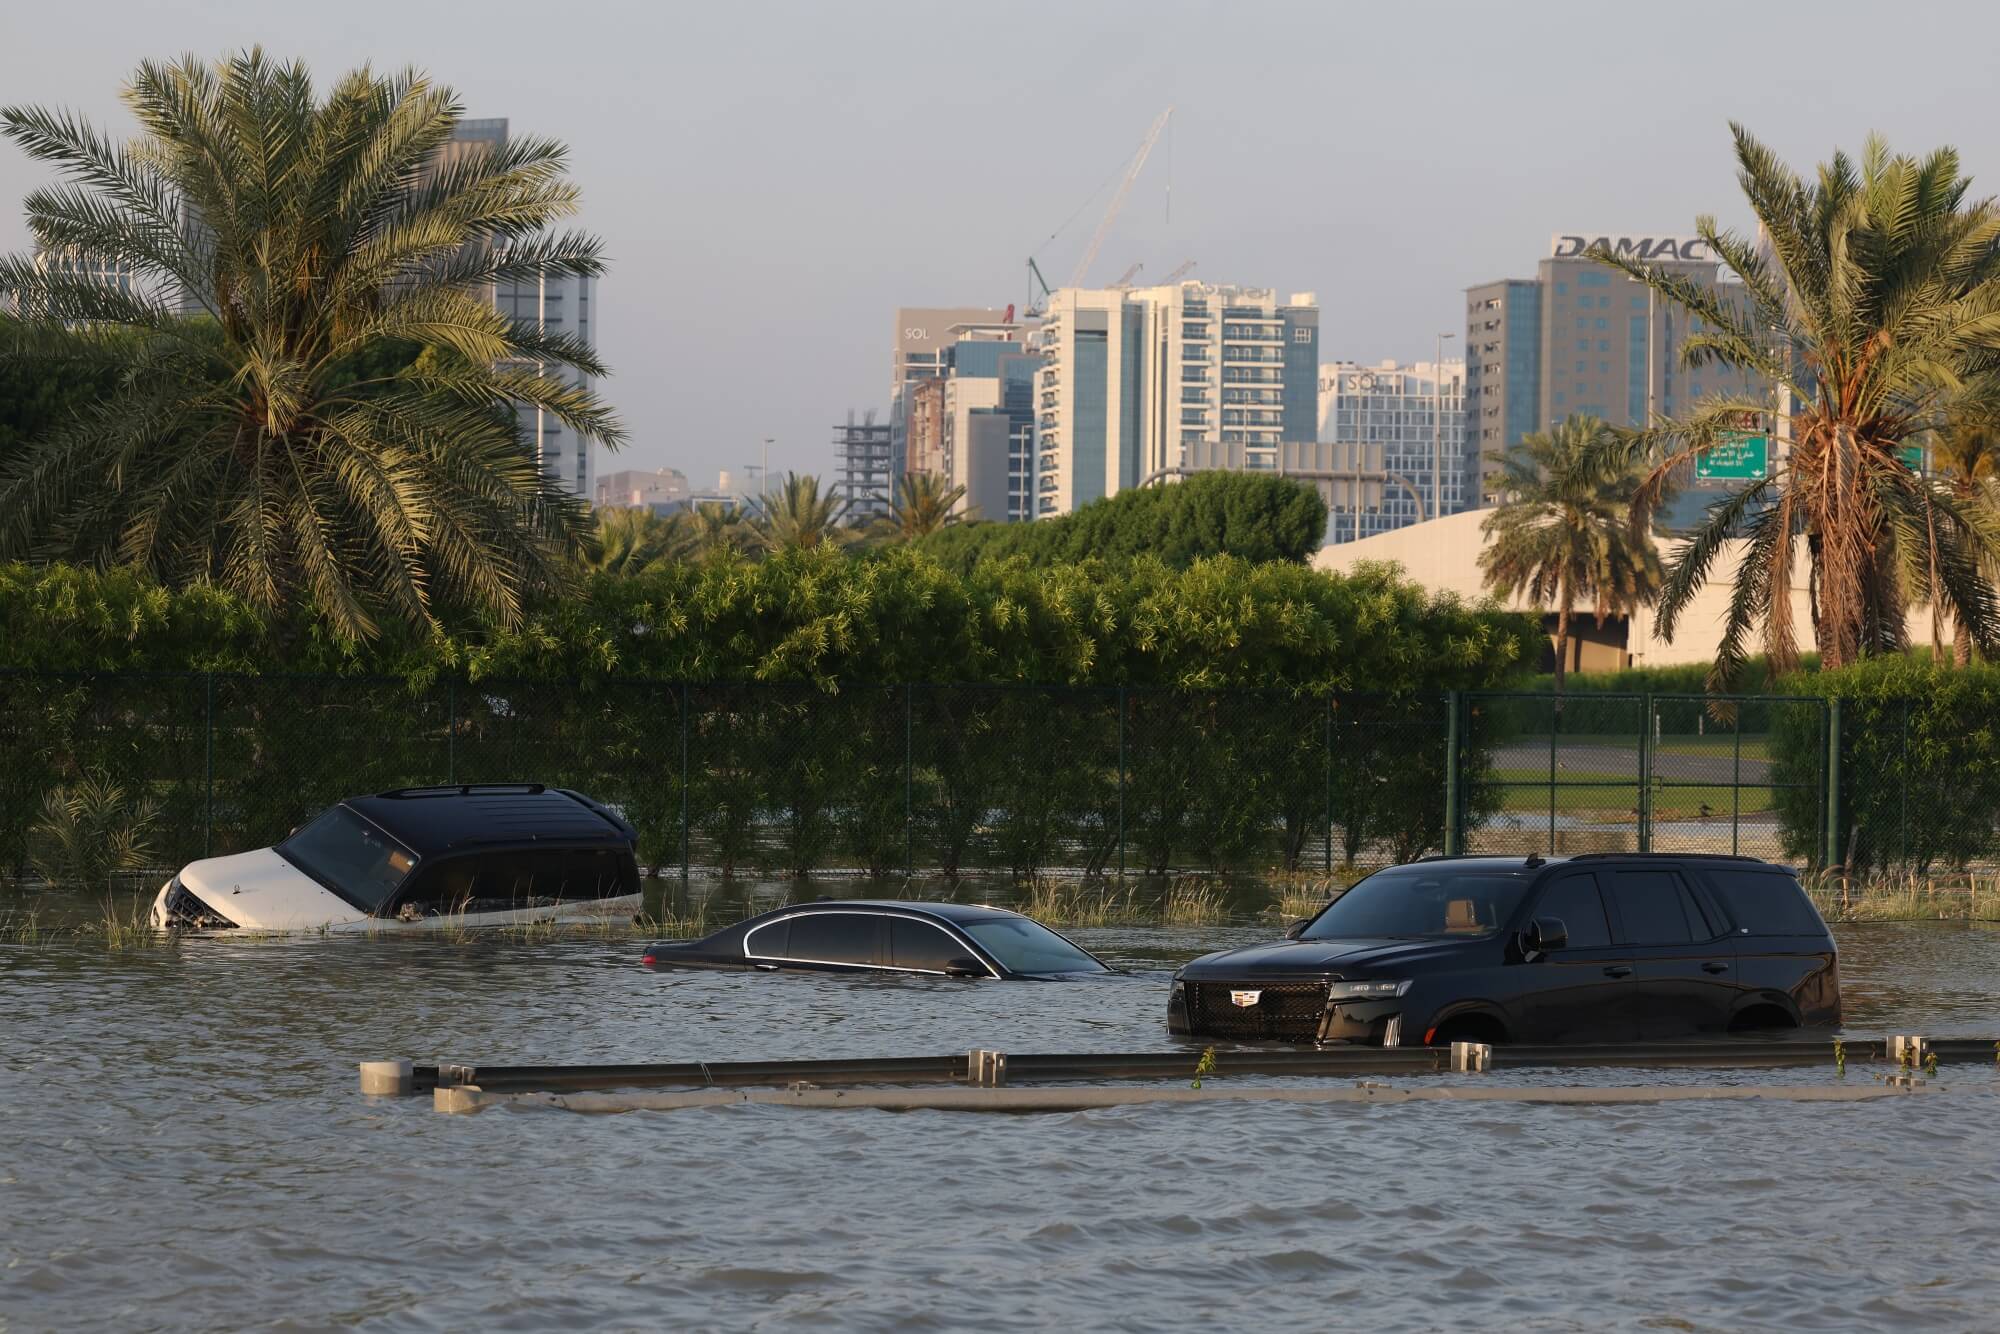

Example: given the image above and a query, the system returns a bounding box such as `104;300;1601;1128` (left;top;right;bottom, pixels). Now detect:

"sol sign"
1550;234;1711;262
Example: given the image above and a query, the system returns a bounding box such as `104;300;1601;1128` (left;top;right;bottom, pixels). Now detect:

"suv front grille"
1183;980;1329;1042
161;880;240;931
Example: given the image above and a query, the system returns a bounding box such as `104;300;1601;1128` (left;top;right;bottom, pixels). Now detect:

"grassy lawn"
1506;735;1775;763
1485;767;1777;819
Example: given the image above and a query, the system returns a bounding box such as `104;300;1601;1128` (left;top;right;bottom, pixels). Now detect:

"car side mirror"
1526;916;1568;954
944;957;986;979
1283;918;1309;940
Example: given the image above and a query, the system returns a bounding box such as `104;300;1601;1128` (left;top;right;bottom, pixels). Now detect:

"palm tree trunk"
1553;570;1572;698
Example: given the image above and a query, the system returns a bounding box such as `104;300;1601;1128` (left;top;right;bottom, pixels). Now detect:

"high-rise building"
833;410;895;522
890;306;1017;482
1465;233;1767;519
16;246;138;323
448;119;598;504
1032;282;1318;517
1316;359;1466;543
595;467;690;514
942;339;1042;522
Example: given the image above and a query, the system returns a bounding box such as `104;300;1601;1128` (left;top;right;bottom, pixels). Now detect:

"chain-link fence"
3;670;1994;882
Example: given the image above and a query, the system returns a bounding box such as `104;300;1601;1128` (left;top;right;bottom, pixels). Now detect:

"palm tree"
1479;415;1664;695
0;51;621;639
751;472;852;553
1589;126;2000;690
874;472;974;542
587;507;690;576
1932;406;2000;663
687;500;749;559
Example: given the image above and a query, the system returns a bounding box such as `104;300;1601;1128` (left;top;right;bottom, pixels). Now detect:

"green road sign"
1696;434;1768;480
1897;444;1925;471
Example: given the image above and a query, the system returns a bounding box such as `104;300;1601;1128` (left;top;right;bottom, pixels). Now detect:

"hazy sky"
5;0;1999;485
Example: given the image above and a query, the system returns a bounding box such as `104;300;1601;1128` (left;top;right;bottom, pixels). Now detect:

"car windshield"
961;917;1108;974
1301;865;1537;940
277;807;418;913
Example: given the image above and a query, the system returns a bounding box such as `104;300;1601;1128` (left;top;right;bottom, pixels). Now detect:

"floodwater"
5;904;2000;1330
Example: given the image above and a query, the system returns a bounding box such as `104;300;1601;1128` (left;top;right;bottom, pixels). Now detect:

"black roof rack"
1563;852;1764;863
377;784;548;798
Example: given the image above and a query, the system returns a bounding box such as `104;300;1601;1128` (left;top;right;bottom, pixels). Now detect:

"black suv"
1168;854;1839;1046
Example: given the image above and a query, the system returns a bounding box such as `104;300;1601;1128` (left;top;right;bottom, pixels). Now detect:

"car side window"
1705;869;1824;935
395;849;627;913
1604;869;1707;945
889;918;964;972
1531;874;1612;949
780;913;880;967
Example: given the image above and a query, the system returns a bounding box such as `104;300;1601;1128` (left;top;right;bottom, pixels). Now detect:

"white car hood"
178;847;370;931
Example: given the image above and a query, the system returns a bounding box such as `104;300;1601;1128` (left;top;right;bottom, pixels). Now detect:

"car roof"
340;785;633;858
1410;853;1783;870
774;899;1025;924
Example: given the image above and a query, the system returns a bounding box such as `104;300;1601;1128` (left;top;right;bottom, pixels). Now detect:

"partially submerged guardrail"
359;1034;1991;1101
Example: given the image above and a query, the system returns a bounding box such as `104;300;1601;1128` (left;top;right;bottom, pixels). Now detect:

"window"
1604;869;1706;945
392;848;630;915
1531;875;1612;949
1293;327;1313;343
1706;870;1824;935
778;913;880;966
1595;319;1608;331
889;917;967;972
279;808;418;913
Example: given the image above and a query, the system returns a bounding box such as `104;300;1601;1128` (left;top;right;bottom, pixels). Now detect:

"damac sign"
1549;234;1710;262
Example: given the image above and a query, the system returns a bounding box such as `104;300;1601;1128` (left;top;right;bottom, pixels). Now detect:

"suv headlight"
1326;979;1411;1001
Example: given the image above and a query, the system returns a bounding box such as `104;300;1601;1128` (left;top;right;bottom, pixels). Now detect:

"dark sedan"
642;900;1114;980
1169;853;1840;1046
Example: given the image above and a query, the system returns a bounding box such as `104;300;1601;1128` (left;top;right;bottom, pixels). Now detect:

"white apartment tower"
449;119;598;503
1034;282;1319;517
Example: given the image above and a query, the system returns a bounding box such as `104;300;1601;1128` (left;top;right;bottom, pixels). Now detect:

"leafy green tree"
918;471;1328;570
688;501;751;559
587;507;690;576
1931;405;2000;664
875;472;972;542
751;473;853;553
1479;415;1663;695
1592;126;2000;690
0;50;622;639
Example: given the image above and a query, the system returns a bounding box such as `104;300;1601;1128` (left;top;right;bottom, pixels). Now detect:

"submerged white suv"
153;784;642;933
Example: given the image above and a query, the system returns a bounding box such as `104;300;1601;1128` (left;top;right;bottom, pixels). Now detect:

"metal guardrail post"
1824;698;1842;870
1443;691;1461;857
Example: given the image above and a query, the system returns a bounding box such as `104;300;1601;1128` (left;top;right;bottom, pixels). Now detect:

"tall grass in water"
1160;876;1229;926
1805;873;2000;923
1020;877;1141;926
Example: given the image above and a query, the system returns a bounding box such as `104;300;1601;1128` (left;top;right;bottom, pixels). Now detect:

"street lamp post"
1433;331;1456;523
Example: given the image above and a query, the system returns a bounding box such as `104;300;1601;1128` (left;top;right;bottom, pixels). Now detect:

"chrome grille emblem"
1230;989;1262;1008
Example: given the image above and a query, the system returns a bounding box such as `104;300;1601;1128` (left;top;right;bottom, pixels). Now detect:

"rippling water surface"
5;907;2000;1330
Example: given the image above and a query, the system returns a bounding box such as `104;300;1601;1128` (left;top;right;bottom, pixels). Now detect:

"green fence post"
203;672;215;858
1548;697;1559;856
1824;698;1843;870
1116;686;1127;877
679;682;691;887
1637;693;1653;853
446;677;456;784
1443;691;1462;856
1323;697;1334;872
904;685;914;879
1730;707;1742;857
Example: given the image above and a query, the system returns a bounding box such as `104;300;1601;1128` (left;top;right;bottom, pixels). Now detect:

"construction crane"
1112;261;1143;289
1163;258;1197;283
1067;107;1173;289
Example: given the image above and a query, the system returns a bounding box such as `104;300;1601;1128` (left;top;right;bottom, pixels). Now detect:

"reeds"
1803;872;2000;922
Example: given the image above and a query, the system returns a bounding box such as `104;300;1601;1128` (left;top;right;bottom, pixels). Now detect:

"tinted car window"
782;913;880;966
395;849;630;913
280;808;417;913
1604;869;1705;945
889;918;964;972
1707;869;1825;936
1532;874;1612;949
960;917;1106;974
1301;865;1537;940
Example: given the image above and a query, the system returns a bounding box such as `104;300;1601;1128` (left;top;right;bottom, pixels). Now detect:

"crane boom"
1067;107;1173;289
1163;258;1197;283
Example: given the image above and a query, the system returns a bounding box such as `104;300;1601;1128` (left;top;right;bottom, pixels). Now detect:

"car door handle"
1602;966;1633;979
1702;962;1729;974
